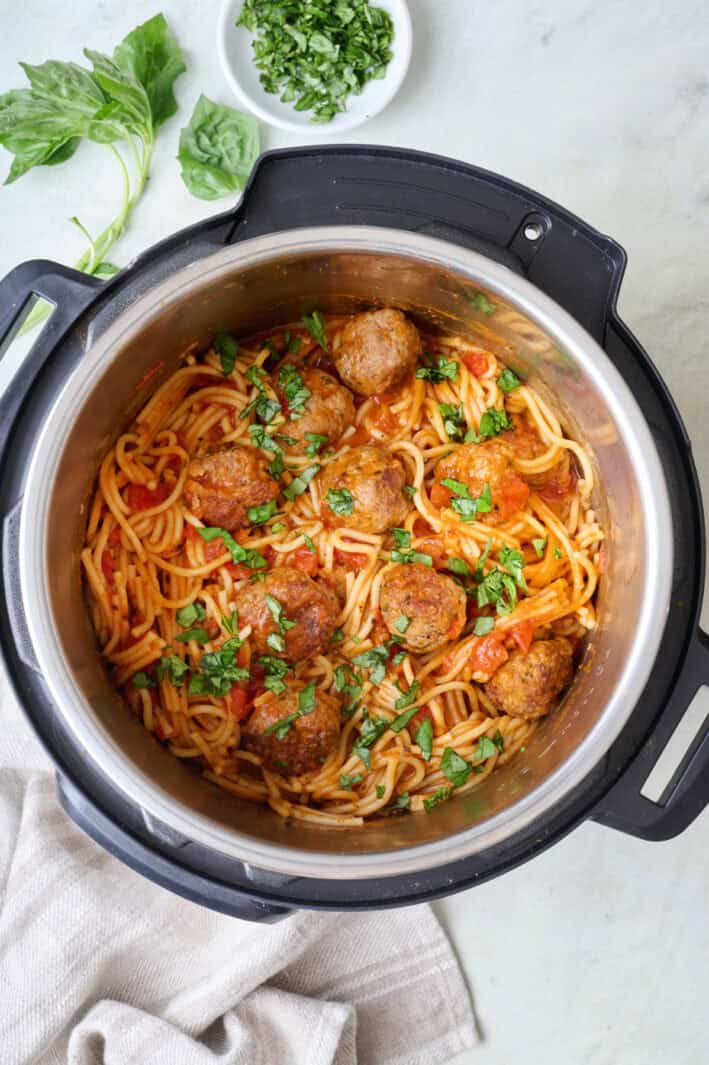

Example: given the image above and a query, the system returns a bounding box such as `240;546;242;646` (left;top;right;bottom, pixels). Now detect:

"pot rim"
18;226;673;879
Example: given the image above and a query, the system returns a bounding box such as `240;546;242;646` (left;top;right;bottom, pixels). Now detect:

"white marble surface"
1;2;708;1062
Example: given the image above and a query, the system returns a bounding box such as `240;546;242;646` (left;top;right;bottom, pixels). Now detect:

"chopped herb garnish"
264;680;317;739
439;402;467;442
393;679;420;712
352;710;389;766
391;549;433;566
532;537;547;558
331;627;345;643
131;671;155;690
390;528;411;549
473;616;495;636
440;479;493;523
390;705;419;733
303;533;316;552
424;786;453;812
188;641;249;697
498;546;528;591
394;614;410;634
554;546;563;559
339;773;364;791
333;663;362;717
176;601;206;628
278;363;311;420
266;632;286;653
302;309;328;351
283;464;320;500
175;626;209;644
470;291;497;315
326;487;355;517
221;610;239;635
271;522;286;533
287;334;302;354
416;717;433;761
391;650;407;666
447;557;470;577
473;735;499;762
497;367;522;393
492;729;505;753
381;792;410;815
353;645;389;685
157;654;189;687
265;594;296;634
214;330;237;375
403;484;417;497
464;425;481;443
376;784;386;799
198;527;266;570
416;354;459;384
304;431;328;457
258;654;292;695
440;746;472;787
247;499;279;526
476;566;519;616
479;407;513;438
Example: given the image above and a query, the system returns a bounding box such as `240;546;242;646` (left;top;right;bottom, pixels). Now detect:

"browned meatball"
334;309;422;396
380;563;467;654
275;366;355;453
484;638;574;719
243;681;341;775
236;567;339;661
435;439;530;526
320;446;409;533
184;443;279;532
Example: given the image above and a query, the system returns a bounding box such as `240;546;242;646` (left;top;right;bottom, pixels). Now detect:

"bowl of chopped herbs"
217;0;412;132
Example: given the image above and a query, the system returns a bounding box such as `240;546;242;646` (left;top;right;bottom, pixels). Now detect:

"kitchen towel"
0;677;478;1065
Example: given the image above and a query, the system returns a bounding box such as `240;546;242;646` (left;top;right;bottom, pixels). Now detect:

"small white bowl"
216;0;412;134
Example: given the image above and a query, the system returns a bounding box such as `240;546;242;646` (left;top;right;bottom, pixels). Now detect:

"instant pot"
0;146;707;921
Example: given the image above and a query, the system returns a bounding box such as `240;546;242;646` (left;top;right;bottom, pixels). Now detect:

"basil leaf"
390;705;418;733
439;402;466;442
393;680;420;712
278;363;311;420
394;615;410;634
497;367;522;393
423;786;453;812
498;546;529;591
403;484;417;498
247;499;279;526
390;527;410;549
376;784;386;799
391;549;433;566
178;94;259;200
302;309;328;351
283;464;319;500
381;792;410;815
214;330;238;375
440;746;472;787
479;407;513;438
532;537;547;558
447;557;470;577
198;526;266;569
176;601;206;628
492;729;505;752
353;645;389;685
175;626;209;644
339;773;364;791
473;616;495;636
157;654;189;687
131;670;155;689
473;735;499;762
326;487;354;517
415;717;433;761
221;610;239;635
470;291;497;315
304;432;328;457
112;12;186;130
416;355;459;383
554;546;563;559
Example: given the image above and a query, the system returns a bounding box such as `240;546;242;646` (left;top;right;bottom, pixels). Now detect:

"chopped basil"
266;632;286;653
391;548;433;566
554;546;563;559
441;479;493;523
188;641;249;697
376;784;386;799
416;717;433;761
476;566;519;616
352;710;389;766
286;334;302;354
353;645;389;685
283;464;320;500
390;705;419;733
391;650;407;666
447;557;470;577
479;407;513;438
473;735;499;762
475;539;493;580
339;773;364;791
303;533;316;552
497;367;522;393
326;487;355;517
302;309;328;351
498;546;528;591
464;425;482;443
265;595;296;636
532;537;547;558
424;786;453;811
416;354;459;384
221;610;239;635
492;729;505;753
175;626;209;644
470;291;497;315
258;654;292;695
390;527;410;549
403;485;417;497
131;671;155;690
440;746;472;787
304;432;328;457
198;527;266;569
157;654;189;687
473;616;495;636
381;792;410;815
393;679;420;711
439;402;467;442
330;627;345;643
247;499;279;526
240;364;281;424
264;680;317;739
271;522;286;533
176;601;206;628
278;363;311;420
394;614;410;634
214;330;237;375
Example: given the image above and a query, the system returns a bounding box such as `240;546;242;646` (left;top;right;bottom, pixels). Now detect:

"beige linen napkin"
0;677;478;1065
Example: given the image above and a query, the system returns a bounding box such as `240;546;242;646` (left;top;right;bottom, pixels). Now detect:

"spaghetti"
82;310;604;826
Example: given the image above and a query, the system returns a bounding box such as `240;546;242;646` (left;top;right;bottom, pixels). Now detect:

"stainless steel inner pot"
17;227;673;879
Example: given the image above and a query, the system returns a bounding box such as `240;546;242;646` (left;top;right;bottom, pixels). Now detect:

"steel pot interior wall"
20;231;670;876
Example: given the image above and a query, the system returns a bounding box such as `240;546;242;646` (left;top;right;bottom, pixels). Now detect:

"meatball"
236;567;339;661
435;439;530;526
319;446;409;533
275;366;354;452
243;681;341;775
484;638;574;719
380;563;467;654
334;308;422;396
184;443;279;532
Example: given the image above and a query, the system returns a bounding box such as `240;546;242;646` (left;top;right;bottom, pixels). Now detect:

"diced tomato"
291;545;319;575
446;615;466;641
225;561;252;579
345;424;374;447
462;351;489;377
509;620;534;654
470;634;509;674
101;550;115;585
334;547;369;572
498;475;530;520
224;686;250;721
370;394;400;434
125;482;171;511
108;526;122;545
430;481;452;509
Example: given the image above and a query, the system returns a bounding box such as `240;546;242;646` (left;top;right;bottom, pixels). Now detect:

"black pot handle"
228;145;627;345
592;626;709;840
56;773;291;922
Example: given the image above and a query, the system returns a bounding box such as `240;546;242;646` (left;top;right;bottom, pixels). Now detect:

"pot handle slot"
55;773;292;923
226;146;627;345
592;626;709;840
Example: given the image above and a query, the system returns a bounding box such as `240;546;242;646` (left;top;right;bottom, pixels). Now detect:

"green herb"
464;425;482;443
188;641;249;697
381;792;410;815
236;0;394;124
0;14;185;334
439;402;467;442
157;654;189;687
221;610;239;635
176;601;206;628
554;546;563;559
447;557;470;577
376;784;386;799
416;355;459;384
476;567;519;616
390;528;410;549
247;499;278;526
131;670;155;689
391;548;433;566
258;654;292;696
286;334;302;353
479;408;513;438
304;432;328;457
470;291;497;315
394;614;410;634
198;527;266;569
283;464;320;500
352;710;389;766
475;539;493;580
441;479;493;523
423;786;453;812
440;746;472;788
175;626;209;644
265;594;296;633
393;680;420;712
302;310;328;350
278;363;311;420
353;645;389;685
497;367;521;393
266;632;286;653
498;546;528;591
178;93;259;200
474;616;495;636
214;331;238;375
339;773;364;791
326;487;355;517
403;484;417;498
532;537;547;558
264;680;318;740
303;533;316;552
416;717;433;761
271;522;286;533
391;650;407;666
473;735;499;762
389;705;418;733
331;627;345;643
240;365;282;424
492;730;505;753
